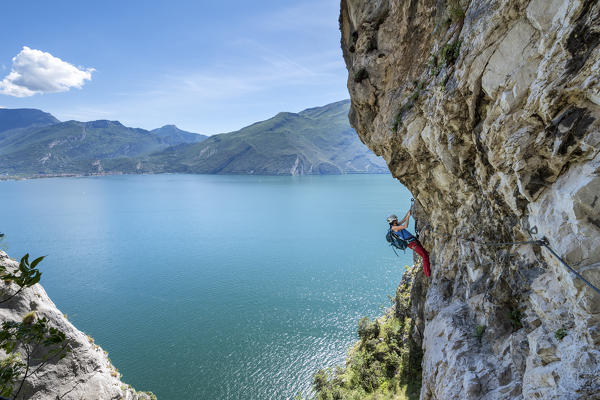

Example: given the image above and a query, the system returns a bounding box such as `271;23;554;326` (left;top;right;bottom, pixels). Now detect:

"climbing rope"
405;200;599;294
422;224;600;295
538;239;600;296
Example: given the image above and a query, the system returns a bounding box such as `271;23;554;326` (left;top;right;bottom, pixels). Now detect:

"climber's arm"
398;210;411;225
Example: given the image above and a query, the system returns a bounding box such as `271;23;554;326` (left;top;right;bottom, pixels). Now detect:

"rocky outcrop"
0;251;154;399
340;0;600;398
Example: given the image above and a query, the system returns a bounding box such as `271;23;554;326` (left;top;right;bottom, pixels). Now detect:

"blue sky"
0;0;348;134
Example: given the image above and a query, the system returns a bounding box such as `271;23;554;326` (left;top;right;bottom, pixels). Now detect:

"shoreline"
0;170;391;182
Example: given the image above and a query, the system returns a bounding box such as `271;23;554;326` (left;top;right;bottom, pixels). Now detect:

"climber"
387;211;431;277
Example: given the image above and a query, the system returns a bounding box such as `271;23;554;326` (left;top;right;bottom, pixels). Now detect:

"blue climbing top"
397;229;415;241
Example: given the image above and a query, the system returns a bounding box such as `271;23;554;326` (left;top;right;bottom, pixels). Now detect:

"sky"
0;0;349;134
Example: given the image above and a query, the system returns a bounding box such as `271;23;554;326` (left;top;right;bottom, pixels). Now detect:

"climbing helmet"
386;214;398;223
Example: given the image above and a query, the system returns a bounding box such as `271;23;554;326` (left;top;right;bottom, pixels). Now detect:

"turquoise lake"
0;174;414;399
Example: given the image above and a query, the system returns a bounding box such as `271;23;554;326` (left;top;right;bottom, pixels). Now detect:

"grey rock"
0;251;154;399
340;0;600;398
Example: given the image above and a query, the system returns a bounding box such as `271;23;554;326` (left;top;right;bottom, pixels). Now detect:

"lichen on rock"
338;0;600;398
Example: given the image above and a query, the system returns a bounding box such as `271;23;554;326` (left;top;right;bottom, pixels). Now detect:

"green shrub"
438;40;462;67
507;309;523;330
393;82;425;131
473;325;485;341
357;317;379;341
313;369;329;392
448;1;465;22
313;267;423;400
555;328;567;341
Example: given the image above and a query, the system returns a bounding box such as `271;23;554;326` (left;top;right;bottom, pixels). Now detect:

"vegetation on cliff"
0;249;156;399
311;266;423;400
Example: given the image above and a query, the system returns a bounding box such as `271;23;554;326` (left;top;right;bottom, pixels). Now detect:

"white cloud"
0;46;94;97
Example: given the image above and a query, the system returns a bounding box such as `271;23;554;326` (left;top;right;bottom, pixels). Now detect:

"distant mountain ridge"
0;101;388;177
151;125;207;145
0;110;207;177
139;100;386;175
0;108;59;133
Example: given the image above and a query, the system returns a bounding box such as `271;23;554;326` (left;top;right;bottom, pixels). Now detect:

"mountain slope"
151;125;207;145
0;120;206;176
0;120;181;175
0;101;387;177
0;108;59;133
143;100;387;175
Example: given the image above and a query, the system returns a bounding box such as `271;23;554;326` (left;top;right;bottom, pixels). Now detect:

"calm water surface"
0;174;413;400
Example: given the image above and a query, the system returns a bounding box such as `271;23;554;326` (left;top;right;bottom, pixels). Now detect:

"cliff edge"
340;0;600;398
0;251;155;399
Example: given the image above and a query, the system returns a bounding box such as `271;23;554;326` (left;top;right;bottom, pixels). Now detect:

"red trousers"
408;241;431;277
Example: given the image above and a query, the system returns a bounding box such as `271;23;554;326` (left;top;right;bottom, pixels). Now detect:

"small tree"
0;314;70;399
357;317;379;341
0;253;70;399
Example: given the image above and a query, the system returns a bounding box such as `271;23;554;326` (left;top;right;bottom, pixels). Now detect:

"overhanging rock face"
340;0;600;398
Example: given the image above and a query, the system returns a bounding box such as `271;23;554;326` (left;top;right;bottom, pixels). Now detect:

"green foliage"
473;325;485;342
439;74;450;88
0;254;43;304
357;317;380;342
428;54;440;76
507;309;523;331
555;328;567;341
313;267;423;400
448;1;465;23
0;315;70;398
438;40;462;68
0;354;25;398
393;81;425;131
313;369;329;392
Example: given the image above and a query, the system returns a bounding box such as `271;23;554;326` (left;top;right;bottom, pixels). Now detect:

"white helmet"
386;214;398;223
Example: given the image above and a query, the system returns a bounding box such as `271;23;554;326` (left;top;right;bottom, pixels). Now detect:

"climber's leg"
408;241;431;277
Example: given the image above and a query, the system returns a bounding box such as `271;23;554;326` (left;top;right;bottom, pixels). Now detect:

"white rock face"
0;251;154;399
340;0;600;398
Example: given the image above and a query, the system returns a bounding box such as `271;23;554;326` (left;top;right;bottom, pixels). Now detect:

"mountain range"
0;100;388;178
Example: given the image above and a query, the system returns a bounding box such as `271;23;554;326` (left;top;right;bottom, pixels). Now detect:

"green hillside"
0;119;206;177
0;100;387;177
141;100;387;175
151;125;207;145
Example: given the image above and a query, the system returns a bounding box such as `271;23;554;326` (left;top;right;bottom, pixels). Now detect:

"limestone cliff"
0;251;155;399
340;0;600;398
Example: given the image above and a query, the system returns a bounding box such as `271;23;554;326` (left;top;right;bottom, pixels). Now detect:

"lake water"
0;174;414;399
